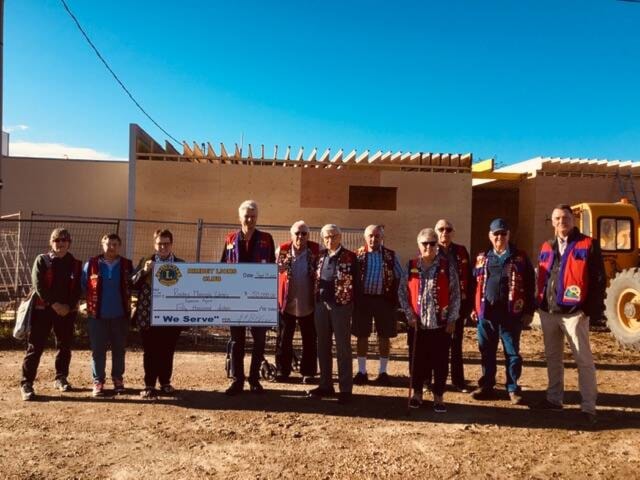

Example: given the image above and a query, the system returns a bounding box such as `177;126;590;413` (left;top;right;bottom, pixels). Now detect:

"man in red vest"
275;220;319;383
535;204;605;425
353;225;403;386
221;200;276;395
435;218;472;392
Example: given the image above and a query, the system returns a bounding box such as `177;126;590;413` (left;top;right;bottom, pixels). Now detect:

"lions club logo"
563;285;581;303
156;264;182;286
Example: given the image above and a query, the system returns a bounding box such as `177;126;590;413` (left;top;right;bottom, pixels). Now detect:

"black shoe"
408;396;422;409
54;377;72;392
301;375;317;385
533;399;563;411
434;402;447;413
225;382;244;396
582;412;598;426
470;387;498;400
353;372;369;385
249;381;265;394
373;373;392;386
273;374;290;383
307;386;336;398
21;383;35;401
337;392;352;404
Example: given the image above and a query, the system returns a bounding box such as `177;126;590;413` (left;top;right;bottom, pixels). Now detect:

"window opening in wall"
348;186;397;211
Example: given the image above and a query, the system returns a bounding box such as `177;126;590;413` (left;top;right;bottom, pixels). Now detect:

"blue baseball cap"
489;218;509;233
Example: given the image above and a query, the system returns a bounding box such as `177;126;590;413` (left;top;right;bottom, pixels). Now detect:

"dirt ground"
0;327;639;480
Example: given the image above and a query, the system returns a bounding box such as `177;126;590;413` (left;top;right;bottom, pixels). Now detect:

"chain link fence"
0;213;363;312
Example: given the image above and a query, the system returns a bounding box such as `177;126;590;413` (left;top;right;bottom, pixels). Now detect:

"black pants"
228;326;267;384
450;316;466;386
22;308;75;385
275;312;317;377
411;327;450;397
141;326;182;388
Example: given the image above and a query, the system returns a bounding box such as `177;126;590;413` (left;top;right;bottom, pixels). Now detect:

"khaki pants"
539;310;597;414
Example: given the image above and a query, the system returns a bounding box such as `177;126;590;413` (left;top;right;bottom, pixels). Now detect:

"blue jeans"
477;312;522;392
87;316;128;384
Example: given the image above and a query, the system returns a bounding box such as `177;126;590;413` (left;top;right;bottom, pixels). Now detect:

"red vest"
537;235;592;307
34;253;82;310
85;255;133;318
448;243;471;303
277;241;320;313
224;230;274;264
474;249;529;319
405;257;450;326
315;248;357;305
356;245;400;304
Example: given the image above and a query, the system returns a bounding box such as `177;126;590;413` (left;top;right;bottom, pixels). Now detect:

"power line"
59;0;181;145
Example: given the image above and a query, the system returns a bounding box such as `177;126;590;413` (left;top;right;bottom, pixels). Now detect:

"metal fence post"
13;214;20;298
195;218;203;262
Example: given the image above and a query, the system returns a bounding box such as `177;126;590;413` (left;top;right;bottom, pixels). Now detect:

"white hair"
290;220;309;235
238;200;258;215
435;219;454;230
321;224;341;236
364;224;384;238
417;228;437;242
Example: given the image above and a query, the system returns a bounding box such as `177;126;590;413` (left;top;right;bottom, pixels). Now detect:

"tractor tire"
604;268;640;350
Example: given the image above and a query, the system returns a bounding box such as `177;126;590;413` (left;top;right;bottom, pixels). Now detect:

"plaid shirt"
362;249;403;295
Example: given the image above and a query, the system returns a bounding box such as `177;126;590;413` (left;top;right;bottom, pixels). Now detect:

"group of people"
19;200;605;424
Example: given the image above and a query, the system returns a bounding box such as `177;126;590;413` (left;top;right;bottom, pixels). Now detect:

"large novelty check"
150;263;278;327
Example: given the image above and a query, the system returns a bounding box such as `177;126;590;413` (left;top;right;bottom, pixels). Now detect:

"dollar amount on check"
151;263;278;327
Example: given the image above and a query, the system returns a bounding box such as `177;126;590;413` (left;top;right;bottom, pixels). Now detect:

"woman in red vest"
82;233;133;397
398;228;460;413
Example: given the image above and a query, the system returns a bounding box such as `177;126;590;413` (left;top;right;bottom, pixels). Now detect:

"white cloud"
9;141;126;161
5;124;29;133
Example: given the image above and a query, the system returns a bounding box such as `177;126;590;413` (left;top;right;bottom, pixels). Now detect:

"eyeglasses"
492;230;508;237
53;238;69;243
294;231;308;237
156;242;172;247
420;241;437;247
437;227;453;233
323;234;339;240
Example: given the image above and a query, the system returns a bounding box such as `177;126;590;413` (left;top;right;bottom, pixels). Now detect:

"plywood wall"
133;160;472;261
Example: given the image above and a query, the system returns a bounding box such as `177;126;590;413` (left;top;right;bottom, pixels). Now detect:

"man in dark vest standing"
308;224;359;404
221;200;276;395
352;225;403;386
275;220;319;383
435;218;472;392
470;218;535;405
535;204;605;425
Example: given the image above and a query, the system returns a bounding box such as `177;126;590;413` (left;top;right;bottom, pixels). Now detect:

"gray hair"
364;224;384;238
417;228;437;242
321;224;341;236
435;218;453;230
290;220;309;235
238;200;258;215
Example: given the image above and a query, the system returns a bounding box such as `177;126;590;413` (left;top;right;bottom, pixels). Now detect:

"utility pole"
0;0;4;203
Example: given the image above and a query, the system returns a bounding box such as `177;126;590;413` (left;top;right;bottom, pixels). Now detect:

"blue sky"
4;0;640;164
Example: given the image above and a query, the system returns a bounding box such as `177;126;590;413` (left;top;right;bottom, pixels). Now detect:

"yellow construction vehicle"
572;198;640;349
